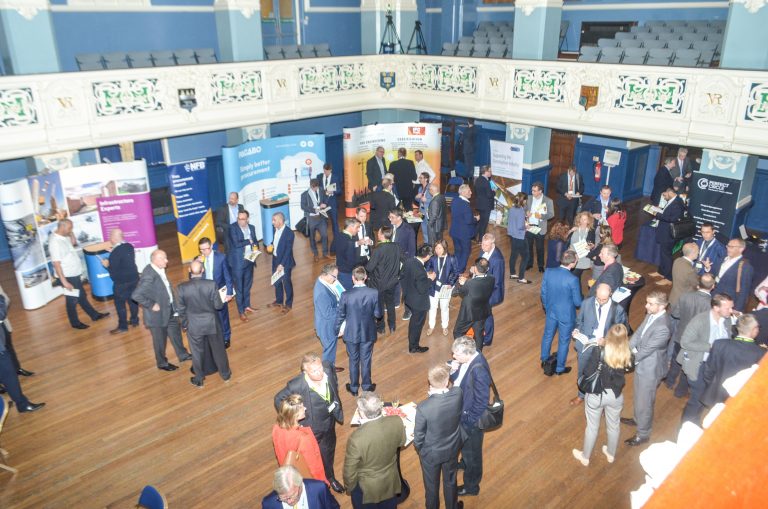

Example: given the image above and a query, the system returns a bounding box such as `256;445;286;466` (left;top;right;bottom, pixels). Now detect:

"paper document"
643;204;663;215
338;320;346;337
218;285;235;301
244;248;261;263
573;331;595;345
271;269;284;286
612;287;631;303
527;226;542;235
438;285;453;300
327;183;336;193
573;240;590;259
405;215;423;223
63;287;80;298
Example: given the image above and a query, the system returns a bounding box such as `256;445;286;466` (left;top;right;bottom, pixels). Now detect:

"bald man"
101;228;140;334
177;260;231;388
215;192;245;251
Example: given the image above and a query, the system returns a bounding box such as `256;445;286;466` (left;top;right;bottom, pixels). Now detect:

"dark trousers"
393;282;402;308
459;424;484;494
526;231;545;270
509;237;529;279
452;235;471;273
189;332;230;383
483;312;495;346
338;272;353;291
681;364;706;425
218;305;231;341
64;276;100;327
2;325;20;371
148;317;189;367
665;341;690;397
556;196;579;225
113;281;139;330
377;287;396;333
308;215;329;256
351;486;398;509
421;456;459;509
346;340;374;392
233;263;254;313
328;207;339;253
658;241;674;280
476;209;491;242
0;351;30;410
407;308;427;350
315;425;338;481
540;315;574;373
453;319;486;351
274;268;294;308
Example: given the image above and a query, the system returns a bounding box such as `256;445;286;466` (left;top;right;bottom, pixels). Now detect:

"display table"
259;197;290;246
634;222;661;267
83;241;113;301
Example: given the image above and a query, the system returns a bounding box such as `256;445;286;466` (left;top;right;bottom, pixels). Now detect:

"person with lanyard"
366;146;388;192
227;210;260;321
586;185;612;225
301;179;330;262
354;207;372;264
318;163;341;255
313;264;344;367
270;212;296;313
426;240;460;337
274;354;346;495
524;182;554;274
335;219;365;291
414;172;432;244
695;223;726;276
713;238;754;312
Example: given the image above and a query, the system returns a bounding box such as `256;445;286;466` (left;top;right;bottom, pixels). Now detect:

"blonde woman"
568;211;596;283
572;324;633;466
272;394;329;485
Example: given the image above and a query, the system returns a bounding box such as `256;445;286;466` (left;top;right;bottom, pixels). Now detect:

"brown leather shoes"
569;396;583;406
239;313;248;322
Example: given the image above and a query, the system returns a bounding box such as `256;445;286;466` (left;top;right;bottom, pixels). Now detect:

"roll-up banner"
168;159;216;262
221;134;326;237
342;123;441;218
0;161;157;310
489;140;524;180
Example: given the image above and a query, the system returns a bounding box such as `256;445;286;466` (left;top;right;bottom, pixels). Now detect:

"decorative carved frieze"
211;70;263;104
0;88;38;127
407;63;477;94
613;75;687;114
92;79;163;117
513;68;566;103
298;64;368;95
744;82;768;123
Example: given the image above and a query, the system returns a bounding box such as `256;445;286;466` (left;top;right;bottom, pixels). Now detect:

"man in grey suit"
678;293;734;425
427;182;446;244
570;283;628;406
665;273;716;396
177;260;231;388
621;291;672;446
132;250;192;371
414;364;464;509
524;181;554;273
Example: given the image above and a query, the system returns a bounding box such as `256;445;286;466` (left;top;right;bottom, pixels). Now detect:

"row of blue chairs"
579;47;709;67
76;49;216;71
442;42;513;59
264;43;331;60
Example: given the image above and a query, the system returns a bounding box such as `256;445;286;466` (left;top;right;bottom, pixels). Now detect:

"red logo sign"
408;126;425;136
344;133;351;139
305;158;312;165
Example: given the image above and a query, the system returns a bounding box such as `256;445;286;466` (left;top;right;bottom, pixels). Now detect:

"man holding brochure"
197;237;234;348
227;210;260;322
270;212;295;314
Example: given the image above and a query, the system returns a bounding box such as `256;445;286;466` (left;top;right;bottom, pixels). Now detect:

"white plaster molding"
731;0;767;13
214;0;260;19
244;124;269;141
34;151;78;172
508;125;532;141
0;0;48;20
515;0;563;16
425;8;442;14
562;2;728;11
626;141;649;150
360;0;417;13
50;3;212;13
522;160;551;170
475;5;515;12
303;0;360;13
705;150;744;173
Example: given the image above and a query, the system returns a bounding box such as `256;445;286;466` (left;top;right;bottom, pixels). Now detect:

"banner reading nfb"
169;159;215;262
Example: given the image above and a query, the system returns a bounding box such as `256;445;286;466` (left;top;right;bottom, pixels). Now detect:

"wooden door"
548;130;577;195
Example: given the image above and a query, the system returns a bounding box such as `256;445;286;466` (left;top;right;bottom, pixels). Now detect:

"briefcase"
670;218;695;240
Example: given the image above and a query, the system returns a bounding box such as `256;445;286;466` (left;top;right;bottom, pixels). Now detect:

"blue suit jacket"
262;479;340;509
203;251;233;295
583;195;611;216
314;279;339;341
227;223;258;273
449;198;477;240
655;196;685;245
575;296;628;339
426;254;460;297
485;248;505;306
272;227;296;272
393;222;416;259
696;237;727;276
317;173;341;211
334;285;381;343
715;257;754;312
540;266;583;323
335;231;359;273
450;353;491;430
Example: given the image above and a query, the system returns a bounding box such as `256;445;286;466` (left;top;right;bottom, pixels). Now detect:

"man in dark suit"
335;219;364;291
197;237;234;347
695;222;727;276
650;158;676;206
415;172;433;244
366;146;388;192
588;244;624;297
318;163;341;254
460;119;477;181
449;336;492;497
480;234;505;347
366;227;402;335
0;294;45;413
390;209;416;316
270;212;296;313
555;166;584;224
101;228;139;334
672;147;693;193
354;207;373;264
314;264;342;365
583;185;612;223
540;250;582;375
176;260;230;388
389;147;417;209
449;184;479;272
132;250;192;371
622;292;672;446
214;192;244;251
343;392;406;507
301;178;330;261
714;238;754;312
368;177;397;233
702;313;766;409
571;283;628;405
453;258;495;351
335;267;381;396
227;210;260;322
0;284;35;379
651;187;685;281
275;354;345;494
427;182;447;244
473;165;495;242
414;364;463;509
262;466;339;509
401;244;436;354
669;242;700;305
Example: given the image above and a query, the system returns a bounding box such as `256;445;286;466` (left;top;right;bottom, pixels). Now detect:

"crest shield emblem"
579;85;599;110
380;72;396;91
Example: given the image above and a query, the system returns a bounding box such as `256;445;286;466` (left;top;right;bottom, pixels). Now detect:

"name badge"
435;281;442;288
328;402;337;413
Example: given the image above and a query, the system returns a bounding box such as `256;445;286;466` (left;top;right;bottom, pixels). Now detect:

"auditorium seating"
76;49;219;70
441;21;512;58
264;43;333;60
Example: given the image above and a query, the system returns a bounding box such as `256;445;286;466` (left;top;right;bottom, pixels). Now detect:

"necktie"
438;257;444;277
596;301;602;322
569;176;574;192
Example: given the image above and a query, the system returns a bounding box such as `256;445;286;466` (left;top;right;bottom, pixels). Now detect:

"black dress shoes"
158;364;179;372
179;355;193;363
402;311;412;321
457;486;478;497
367;383;376;392
93;312;110;321
624;435;649;447
329;478;346;494
556;367;573;376
620;417;637;426
17;368;35;377
189;377;204;388
224;341;231;349
334;366;345;373
19;402;45;413
345;383;358;397
409;346;429;353
72;323;89;330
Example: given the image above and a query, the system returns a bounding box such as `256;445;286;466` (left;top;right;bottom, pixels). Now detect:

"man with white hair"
449;184;479;271
261;465;339;508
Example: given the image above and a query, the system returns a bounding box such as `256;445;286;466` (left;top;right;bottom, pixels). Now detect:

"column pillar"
511;0;563;61
214;0;264;62
0;1;59;74
506;124;552;193
720;1;768;70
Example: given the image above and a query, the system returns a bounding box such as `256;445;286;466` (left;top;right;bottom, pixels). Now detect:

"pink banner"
97;193;156;248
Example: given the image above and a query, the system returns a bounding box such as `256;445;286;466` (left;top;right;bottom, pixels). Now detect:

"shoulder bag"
468;364;504;430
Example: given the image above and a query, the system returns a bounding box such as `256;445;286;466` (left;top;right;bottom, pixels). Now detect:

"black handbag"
295;217;309;238
670;218;695;240
577;346;605;395
467;364;504;430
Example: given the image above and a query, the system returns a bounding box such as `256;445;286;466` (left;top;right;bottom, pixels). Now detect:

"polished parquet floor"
0;200;691;508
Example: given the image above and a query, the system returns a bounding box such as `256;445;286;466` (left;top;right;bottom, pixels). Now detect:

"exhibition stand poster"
168;159;216;262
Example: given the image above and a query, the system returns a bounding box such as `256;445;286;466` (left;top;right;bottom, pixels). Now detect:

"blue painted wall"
166;131;227;163
573;139;648;202
746;159;768;234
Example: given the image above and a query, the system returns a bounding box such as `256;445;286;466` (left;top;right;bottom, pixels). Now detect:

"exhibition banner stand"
168;159;216;262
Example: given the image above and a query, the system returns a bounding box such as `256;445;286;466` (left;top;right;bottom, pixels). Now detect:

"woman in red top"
272;394;329;485
606;198;626;249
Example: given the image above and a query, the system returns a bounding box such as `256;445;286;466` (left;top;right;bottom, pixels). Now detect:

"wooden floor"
0;200;691;509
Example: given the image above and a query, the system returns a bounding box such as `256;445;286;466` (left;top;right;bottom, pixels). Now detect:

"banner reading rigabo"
168;159;216;262
0;160;157;310
342;123;442;218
